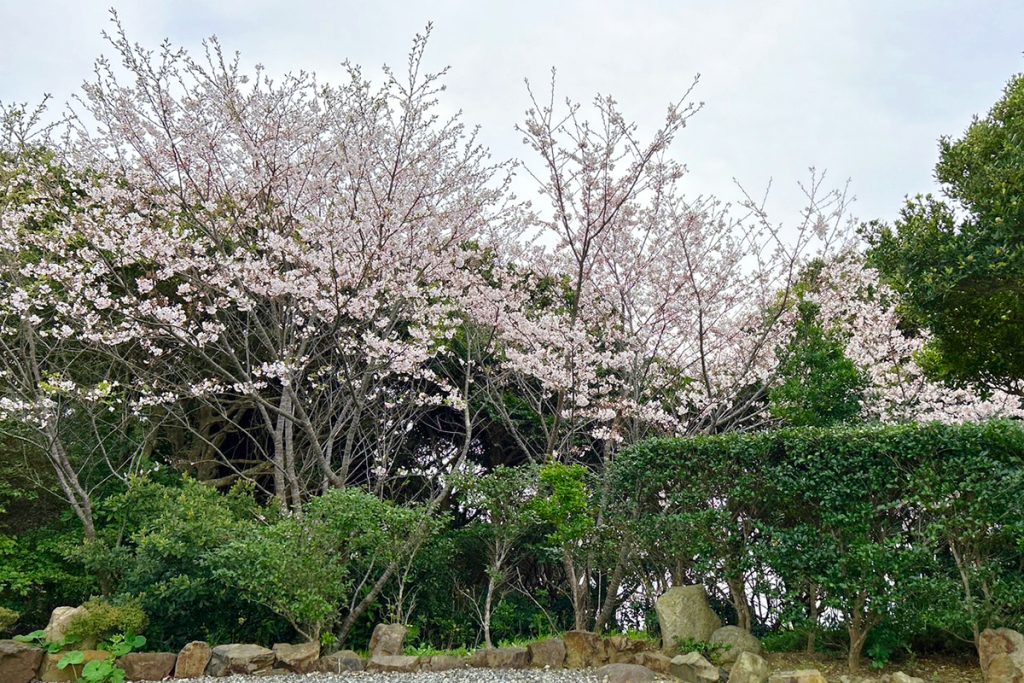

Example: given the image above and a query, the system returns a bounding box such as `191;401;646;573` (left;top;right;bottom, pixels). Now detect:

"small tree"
456;465;540;647
531;463;596;631
770;299;865;427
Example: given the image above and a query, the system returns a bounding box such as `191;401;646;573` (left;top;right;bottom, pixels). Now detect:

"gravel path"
185;672;602;683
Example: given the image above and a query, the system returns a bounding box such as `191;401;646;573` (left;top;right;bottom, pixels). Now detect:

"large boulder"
272;641;320;673
43;606;86;644
656;586;722;653
174;641;212;679
317;650;365;673
38;651;110;683
367;654;420;672
767;671;827;683
595;662;657;682
670;651;720;683
117;652;177;681
485;647;530;669
564;630;607;668
368;623;407;656
205;644;275;677
0;640;43;683
727;651;769;683
980;628;1024;683
528;638;566;668
711;625;761;664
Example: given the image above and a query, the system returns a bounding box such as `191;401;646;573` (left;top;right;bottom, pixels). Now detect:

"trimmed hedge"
610;421;1024;665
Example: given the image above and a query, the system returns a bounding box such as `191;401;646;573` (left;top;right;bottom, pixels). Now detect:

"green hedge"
611;421;1024;666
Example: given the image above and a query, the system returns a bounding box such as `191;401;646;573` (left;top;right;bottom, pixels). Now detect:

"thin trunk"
847;590;871;673
593;535;631;632
483;572;496;648
950;541;981;655
727;576;752;632
284;388;301;510
271;391;289;508
806;582;819;655
564;553;590;630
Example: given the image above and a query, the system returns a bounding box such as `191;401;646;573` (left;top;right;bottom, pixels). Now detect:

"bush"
612;420;1024;669
65;599;147;643
209;487;438;642
98;477;289;650
0;606;19;633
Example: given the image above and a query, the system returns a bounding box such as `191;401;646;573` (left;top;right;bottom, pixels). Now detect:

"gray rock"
0;640;43;683
271;641;319;673
634;651;673;675
528;638;567;668
366;654;421;672
595;662;657;682
485;647;530;669
656;586;722;653
316;649;365;673
727;651;769;683
980;628;1024;683
423;654;470;671
117;652;177;681
175;641;212;678
43;606;86;644
891;673;925;683
564;630;606;669
710;626;761;664
205;644;276;677
670;651;720;683
369;623;408;656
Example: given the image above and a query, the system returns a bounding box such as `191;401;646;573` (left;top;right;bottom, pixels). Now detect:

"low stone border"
0;627;942;683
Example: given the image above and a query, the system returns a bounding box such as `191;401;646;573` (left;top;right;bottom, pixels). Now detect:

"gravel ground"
185;672;602;683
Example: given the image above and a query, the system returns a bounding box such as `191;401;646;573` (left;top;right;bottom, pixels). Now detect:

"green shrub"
613;420;1024;671
674;637;731;664
102;477;289;649
66;599;147;643
209;487;438;642
761;629;807;653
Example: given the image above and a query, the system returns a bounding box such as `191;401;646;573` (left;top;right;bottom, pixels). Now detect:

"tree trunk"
806;582;819;655
271;391;290;508
593;539;631;632
727;576;752;632
483;571;496;648
846;591;872;672
564;554;590;631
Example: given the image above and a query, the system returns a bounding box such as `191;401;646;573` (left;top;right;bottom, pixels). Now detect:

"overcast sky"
2;1;1022;226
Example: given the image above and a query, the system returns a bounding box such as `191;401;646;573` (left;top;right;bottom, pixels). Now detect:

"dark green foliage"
770;301;865;427
210;487;437;642
96;477;291;649
867;74;1024;394
612;421;1024;668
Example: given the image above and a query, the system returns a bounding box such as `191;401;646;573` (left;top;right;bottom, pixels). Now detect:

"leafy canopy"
867;73;1024;394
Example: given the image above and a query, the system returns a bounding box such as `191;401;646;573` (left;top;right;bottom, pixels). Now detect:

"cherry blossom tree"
810;253;1024;424
6;19;527;514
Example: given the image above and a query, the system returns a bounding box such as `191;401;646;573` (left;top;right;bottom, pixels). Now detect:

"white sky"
2;0;1022;227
